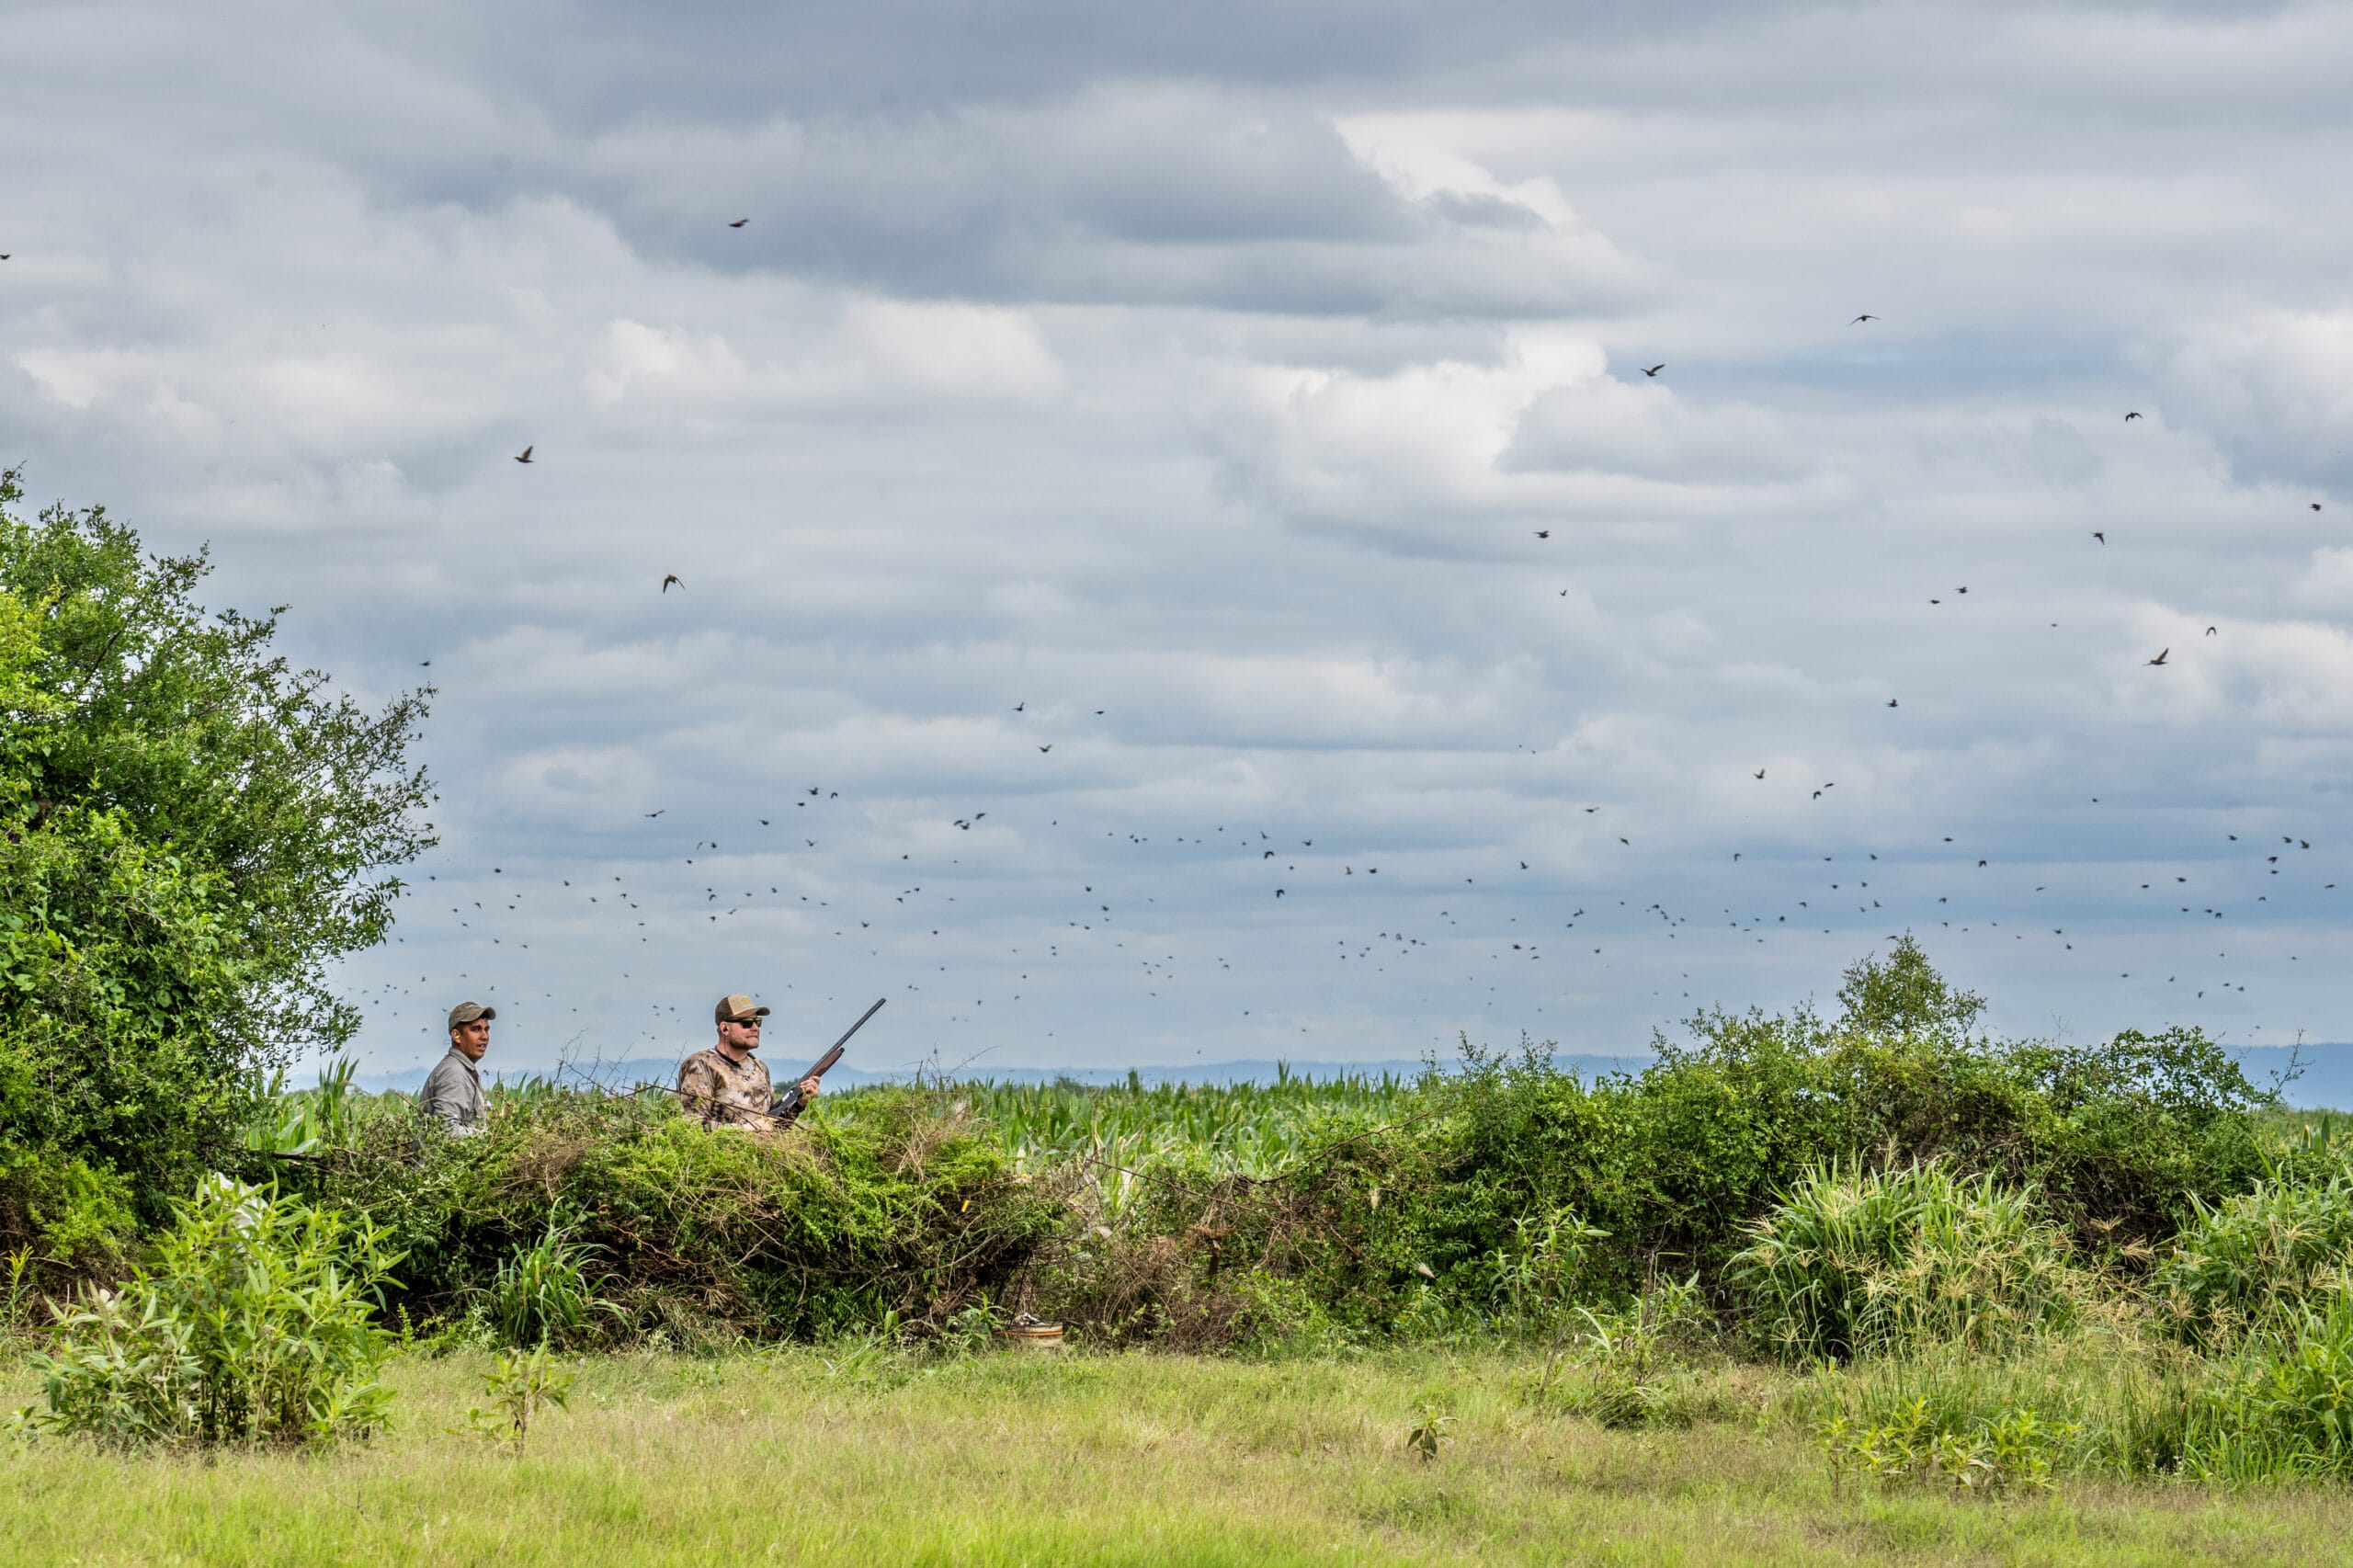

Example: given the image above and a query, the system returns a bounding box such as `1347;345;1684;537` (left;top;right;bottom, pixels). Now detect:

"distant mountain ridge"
351;1053;1653;1096
351;1045;2353;1107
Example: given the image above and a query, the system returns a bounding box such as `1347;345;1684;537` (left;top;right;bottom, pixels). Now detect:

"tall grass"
2156;1176;2353;1348
1730;1161;2084;1361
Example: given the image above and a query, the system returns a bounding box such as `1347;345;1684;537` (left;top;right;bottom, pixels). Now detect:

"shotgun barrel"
770;997;885;1121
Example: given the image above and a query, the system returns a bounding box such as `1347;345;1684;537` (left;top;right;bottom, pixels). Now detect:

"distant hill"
354;1052;1654;1095
352;1044;2353;1108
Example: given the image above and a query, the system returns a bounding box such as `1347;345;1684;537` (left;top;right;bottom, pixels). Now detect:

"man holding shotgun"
677;994;818;1132
677;993;883;1132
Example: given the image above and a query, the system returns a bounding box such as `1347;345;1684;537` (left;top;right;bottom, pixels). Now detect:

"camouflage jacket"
677;1047;777;1131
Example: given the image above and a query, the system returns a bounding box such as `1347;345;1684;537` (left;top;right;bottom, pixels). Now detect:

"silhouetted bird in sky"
514;446;533;463
2125;412;2143;421
1642;364;1664;377
2093;531;2106;543
662;574;683;592
728;219;748;228
1850;314;1877;324
2147;648;2170;666
1039;744;1052;754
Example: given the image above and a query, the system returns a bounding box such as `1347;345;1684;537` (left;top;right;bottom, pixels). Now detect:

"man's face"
451;1018;491;1062
718;1017;764;1053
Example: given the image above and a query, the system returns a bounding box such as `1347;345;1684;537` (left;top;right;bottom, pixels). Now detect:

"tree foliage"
0;469;432;1251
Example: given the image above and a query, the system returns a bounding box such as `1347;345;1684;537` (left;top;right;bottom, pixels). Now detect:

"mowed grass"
11;1348;2353;1566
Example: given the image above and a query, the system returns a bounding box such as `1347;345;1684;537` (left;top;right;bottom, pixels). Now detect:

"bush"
2155;1176;2353;1349
0;1148;134;1273
1729;1162;2082;1361
292;1087;1063;1346
1392;940;2269;1319
17;1176;398;1446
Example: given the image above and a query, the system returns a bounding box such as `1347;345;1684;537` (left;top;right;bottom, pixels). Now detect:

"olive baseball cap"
448;1001;496;1029
715;994;772;1025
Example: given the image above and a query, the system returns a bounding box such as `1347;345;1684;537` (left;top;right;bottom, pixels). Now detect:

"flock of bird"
13;217;2324;1067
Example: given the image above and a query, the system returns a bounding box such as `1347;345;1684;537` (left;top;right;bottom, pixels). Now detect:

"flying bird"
1535;529;1551;540
662;574;683;593
1013;701;1025;712
1850;314;1877;324
1887;699;1899;708
2206;626;2218;636
1642;364;1665;377
1754;769;1766;779
1038;744;1052;754
2313;503;2324;512
2147;647;2169;666
514;446;534;463
2092;531;2105;544
2124;412;2143;421
728;219;749;229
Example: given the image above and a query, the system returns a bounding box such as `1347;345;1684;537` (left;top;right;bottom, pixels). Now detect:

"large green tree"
0;468;432;1256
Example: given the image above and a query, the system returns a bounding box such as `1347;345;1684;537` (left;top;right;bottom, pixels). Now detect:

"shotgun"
769;997;886;1121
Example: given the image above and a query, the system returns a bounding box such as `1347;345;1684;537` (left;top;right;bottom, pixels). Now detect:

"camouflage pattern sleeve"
677;1051;725;1125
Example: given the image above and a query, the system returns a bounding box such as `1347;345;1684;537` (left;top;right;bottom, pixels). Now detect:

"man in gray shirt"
420;1001;494;1133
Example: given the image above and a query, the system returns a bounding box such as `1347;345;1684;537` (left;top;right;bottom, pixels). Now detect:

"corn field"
846;1069;1429;1215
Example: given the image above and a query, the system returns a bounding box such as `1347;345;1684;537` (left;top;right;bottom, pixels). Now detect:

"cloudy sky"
10;1;2353;1077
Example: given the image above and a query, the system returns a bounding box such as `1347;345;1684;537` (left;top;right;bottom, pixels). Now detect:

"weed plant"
16;1175;398;1447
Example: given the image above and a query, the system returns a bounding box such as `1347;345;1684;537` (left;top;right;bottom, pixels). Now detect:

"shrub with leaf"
18;1175;399;1446
1730;1162;2083;1361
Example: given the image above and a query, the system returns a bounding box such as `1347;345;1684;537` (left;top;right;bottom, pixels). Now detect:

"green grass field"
11;1346;2353;1567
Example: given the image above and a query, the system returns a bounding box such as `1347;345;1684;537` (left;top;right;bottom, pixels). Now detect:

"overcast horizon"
9;2;2353;1076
